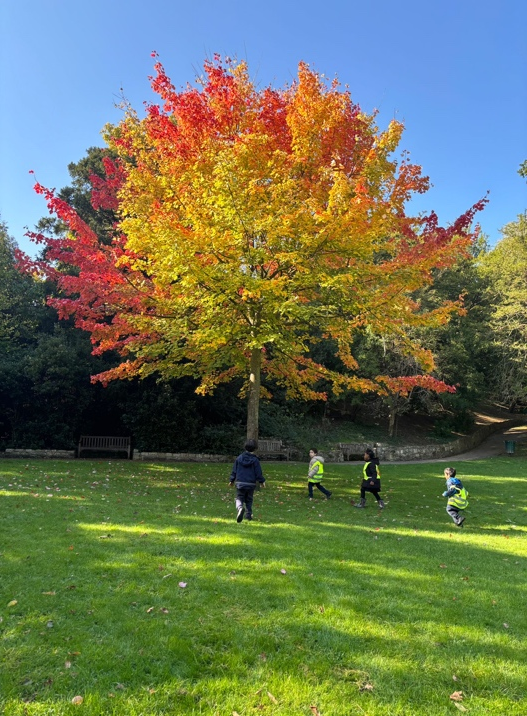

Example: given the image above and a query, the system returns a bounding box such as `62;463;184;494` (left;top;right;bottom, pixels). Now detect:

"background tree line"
1;149;525;454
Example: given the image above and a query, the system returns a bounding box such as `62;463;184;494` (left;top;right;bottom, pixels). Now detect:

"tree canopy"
20;56;486;439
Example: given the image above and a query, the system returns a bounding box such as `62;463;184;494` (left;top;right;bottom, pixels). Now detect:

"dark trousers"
446;505;465;525
361;487;381;502
236;486;255;516
308;481;331;498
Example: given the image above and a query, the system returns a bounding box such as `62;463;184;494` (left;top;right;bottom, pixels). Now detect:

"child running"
442;467;468;527
229;439;266;522
307;449;332;499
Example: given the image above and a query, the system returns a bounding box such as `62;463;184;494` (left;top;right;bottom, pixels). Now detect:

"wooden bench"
257;439;291;461
78;436;131;459
338;443;367;461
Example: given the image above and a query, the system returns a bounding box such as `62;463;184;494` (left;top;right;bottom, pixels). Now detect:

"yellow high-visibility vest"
448;487;468;509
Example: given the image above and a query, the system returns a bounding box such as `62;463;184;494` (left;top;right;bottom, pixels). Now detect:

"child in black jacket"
354;448;384;509
229;440;266;522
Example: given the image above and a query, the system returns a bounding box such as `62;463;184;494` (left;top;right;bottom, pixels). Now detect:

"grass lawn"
1;452;526;715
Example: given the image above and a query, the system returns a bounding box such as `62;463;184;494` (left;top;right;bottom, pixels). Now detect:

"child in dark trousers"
307;449;332;499
442;467;468;527
229;439;265;522
355;448;384;508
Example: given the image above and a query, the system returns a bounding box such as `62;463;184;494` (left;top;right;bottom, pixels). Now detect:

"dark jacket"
362;458;381;490
229;451;265;488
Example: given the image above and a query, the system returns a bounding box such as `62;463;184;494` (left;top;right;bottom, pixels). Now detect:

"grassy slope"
0;454;526;716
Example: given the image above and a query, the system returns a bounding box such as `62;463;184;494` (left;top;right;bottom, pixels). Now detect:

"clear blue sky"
1;0;525;255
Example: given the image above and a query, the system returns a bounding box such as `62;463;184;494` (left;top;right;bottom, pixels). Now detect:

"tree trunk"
246;347;261;442
388;407;396;438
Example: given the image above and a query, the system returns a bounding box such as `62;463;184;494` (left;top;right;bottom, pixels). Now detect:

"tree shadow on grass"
1;460;527;714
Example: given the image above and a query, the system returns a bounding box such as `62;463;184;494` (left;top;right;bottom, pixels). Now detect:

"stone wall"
1;449;75;459
133;451;230;462
0;418;522;463
335;418;523;462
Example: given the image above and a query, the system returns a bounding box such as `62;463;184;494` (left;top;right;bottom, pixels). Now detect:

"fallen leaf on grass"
310;707;321;715
178;582;187;589
146;607;154;613
454;703;468;712
439;564;447;569
65;661;72;669
450;691;464;701
503;623;509;629
233;712;241;716
267;691;278;704
360;683;374;692
7;600;18;607
71;695;83;705
42;591;56;596
452;674;458;681
46;621;54;628
160;607;169;614
280;569;287;575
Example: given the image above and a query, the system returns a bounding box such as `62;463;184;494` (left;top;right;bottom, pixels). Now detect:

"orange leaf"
450;691;464;701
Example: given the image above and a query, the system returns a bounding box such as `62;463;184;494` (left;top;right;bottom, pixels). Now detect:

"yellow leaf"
7;600;17;607
267;691;279;704
71;695;84;705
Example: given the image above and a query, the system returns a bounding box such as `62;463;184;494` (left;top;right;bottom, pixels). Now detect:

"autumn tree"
20;56;486;441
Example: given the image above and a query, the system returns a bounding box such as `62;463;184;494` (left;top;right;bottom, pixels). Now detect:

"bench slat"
78;436;131;459
257;439;291;460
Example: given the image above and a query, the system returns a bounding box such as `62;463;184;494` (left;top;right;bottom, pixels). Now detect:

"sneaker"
236;506;245;523
378;500;385;509
246;514;253;521
457;516;465;528
326;492;332;499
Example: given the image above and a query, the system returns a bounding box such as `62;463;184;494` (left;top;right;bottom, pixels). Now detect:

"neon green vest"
448;487;468;509
363;461;380;480
308;459;324;482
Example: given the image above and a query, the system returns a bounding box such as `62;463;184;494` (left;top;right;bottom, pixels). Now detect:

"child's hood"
240;451;259;467
310;454;324;465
